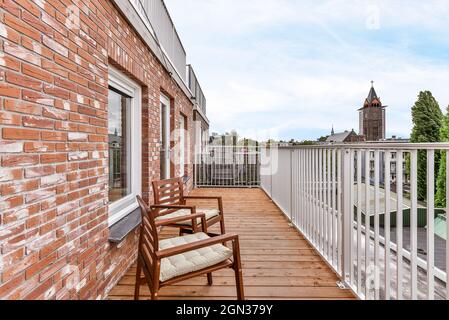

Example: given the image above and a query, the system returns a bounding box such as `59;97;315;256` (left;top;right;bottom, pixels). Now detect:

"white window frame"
160;93;171;179
179;115;185;177
108;66;142;227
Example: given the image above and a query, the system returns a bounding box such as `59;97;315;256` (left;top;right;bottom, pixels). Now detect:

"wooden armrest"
151;204;196;211
155;213;206;227
184;196;224;216
184;196;222;200
156;233;239;259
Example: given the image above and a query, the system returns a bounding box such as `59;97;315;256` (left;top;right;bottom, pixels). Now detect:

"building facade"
358;83;386;141
0;0;206;299
326;129;365;143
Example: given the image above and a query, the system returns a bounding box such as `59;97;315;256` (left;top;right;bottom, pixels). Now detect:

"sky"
165;0;449;141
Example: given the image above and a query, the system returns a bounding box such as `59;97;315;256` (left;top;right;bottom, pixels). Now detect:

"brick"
25;253;57;280
43;36;69;57
68;151;88;161
2;127;40;140
41;60;68;78
42;107;68;120
26;189;55;203
0;168;22;182
43;85;70;99
24;278;53;300
4;41;40;65
40;153;66;164
0;83;20;98
23;116;55;129
41;174;66;187
1;179;39;196
22;89;54;107
2;155;39;167
41;131;67;141
68;132;88;141
0;23;21;43
24;142;55;153
25;166;55;178
0;141;23;153
0;111;21;125
0;195;23;211
0;51;21;71
4;99;42;115
4;13;41;41
3;203;39;225
0;275;25;298
22;63;54;83
21;8;51;32
6;71;42;90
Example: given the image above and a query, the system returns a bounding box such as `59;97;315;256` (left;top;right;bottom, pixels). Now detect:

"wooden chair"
152;178;225;235
135;196;244;300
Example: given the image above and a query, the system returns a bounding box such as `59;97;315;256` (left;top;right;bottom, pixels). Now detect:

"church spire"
366;81;379;104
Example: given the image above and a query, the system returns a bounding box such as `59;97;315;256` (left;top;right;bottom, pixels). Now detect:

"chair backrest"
136;196;159;282
152;178;185;216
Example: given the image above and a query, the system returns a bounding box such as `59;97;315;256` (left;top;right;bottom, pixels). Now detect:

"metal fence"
131;0;187;82
261;143;449;300
187;65;207;115
194;146;260;187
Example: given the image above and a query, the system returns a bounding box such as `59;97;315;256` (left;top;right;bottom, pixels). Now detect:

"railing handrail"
270;142;449;150
260;145;449;300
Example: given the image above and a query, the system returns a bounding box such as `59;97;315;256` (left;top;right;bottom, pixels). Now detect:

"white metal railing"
130;0;187;82
187;65;207;115
194;146;260;187
261;143;449;300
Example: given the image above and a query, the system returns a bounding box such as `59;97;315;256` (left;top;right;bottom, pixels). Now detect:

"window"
108;66;141;226
108;89;131;203
160;94;171;179
179;114;187;177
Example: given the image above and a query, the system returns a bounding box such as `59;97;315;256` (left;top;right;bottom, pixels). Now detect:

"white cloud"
166;0;449;140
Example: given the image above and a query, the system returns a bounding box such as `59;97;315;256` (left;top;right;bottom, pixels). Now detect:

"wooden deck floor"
107;188;355;300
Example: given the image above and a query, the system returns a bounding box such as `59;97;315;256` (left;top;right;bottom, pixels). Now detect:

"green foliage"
318;135;329;142
409;91;443;201
435;104;449;207
298;140;316;146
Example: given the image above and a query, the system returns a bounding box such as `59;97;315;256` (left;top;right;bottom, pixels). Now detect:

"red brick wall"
0;0;194;299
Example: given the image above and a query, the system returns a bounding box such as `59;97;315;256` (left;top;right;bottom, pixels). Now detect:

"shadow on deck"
107;188;355;300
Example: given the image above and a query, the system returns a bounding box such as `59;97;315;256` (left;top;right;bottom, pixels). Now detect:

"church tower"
358;82;386;141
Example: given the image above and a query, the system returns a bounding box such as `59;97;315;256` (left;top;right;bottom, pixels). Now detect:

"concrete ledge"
109;208;141;244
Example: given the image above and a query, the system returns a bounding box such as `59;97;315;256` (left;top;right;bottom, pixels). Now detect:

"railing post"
341;148;352;284
290;149;294;222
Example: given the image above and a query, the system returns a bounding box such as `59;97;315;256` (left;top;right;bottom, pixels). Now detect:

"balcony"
108;188;355;300
188;65;207;117
109;143;449;300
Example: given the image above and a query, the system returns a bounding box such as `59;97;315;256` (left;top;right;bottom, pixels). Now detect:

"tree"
318;135;329;142
436;105;449;207
298;140;316;146
409;91;443;201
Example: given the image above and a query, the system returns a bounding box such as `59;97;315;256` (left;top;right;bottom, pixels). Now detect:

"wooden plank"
107;188;355;300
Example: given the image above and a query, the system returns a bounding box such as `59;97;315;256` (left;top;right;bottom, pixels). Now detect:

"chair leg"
134;260;142;300
151;280;160;300
232;239;245;300
220;217;226;235
207;273;213;286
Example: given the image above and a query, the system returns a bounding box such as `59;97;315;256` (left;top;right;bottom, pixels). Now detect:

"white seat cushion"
159;232;233;282
155;208;220;226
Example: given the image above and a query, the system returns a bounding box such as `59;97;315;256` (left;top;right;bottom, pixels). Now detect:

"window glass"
108;88;131;204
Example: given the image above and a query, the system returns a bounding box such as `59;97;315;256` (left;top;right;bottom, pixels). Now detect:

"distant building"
326;127;365;143
358;82;386;141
